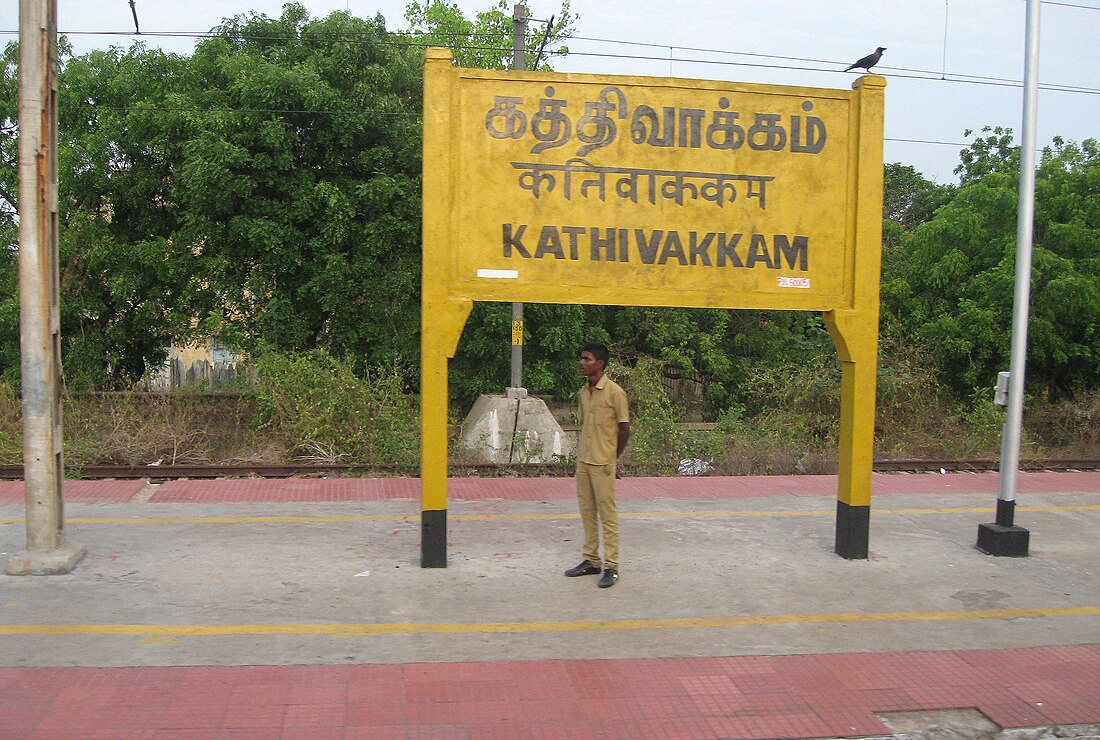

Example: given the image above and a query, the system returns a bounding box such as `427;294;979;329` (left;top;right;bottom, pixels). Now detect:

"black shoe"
598;568;619;588
565;560;601;577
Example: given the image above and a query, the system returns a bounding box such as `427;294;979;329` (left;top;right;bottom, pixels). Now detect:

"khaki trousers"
576;461;619;571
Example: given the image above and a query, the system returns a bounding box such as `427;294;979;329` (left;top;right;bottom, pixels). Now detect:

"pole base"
5;540;87;575
421;509;447;568
976;522;1030;557
835;501;870;559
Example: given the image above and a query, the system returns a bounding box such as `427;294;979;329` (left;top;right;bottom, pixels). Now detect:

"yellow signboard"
421;48;885;566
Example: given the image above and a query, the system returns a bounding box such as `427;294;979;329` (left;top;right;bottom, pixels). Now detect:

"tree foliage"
1;5;426;387
883;133;1100;399
405;0;575;70
1;42;21;380
180;6;425;372
883;162;954;229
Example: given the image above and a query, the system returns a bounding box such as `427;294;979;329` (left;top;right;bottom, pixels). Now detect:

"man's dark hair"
580;342;610;366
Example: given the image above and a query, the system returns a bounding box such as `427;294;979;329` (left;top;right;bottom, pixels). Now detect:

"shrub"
0;380;21;464
252;350;418;468
612;357;681;475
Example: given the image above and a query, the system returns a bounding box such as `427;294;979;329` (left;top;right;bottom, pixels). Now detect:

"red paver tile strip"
982;699;1058;728
0;706;48;737
1030;699;1100;725
850;688;920;711
5;644;1100;737
225;682;290;706
108;470;1100;503
283;727;345;740
282;702;347;727
345;700;408;725
678;673;744;696
285;681;348;705
2;470;1098;506
586;716;714;739
636;695;707;720
0;479;148;504
345;683;406;704
810;707;891;737
405;678;517;704
221;703;286;729
344;725;405;740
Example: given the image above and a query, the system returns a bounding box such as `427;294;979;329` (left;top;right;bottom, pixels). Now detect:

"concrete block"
459;394;574;464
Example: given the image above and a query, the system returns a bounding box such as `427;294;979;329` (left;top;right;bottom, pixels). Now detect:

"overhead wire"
0;21;1095;152
3;25;1095;97
1040;1;1100;9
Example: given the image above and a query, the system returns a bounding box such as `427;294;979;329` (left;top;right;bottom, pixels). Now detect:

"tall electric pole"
507;3;528;401
6;0;86;575
977;0;1039;557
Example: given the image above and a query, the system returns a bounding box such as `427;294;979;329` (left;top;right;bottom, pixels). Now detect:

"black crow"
845;47;886;72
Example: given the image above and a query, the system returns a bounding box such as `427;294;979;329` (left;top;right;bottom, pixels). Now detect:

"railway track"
0;459;1097;480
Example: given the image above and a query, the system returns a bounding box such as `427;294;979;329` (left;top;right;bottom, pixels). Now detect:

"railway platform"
1;470;1099;738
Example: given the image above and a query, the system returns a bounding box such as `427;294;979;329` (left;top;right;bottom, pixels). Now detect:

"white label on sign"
777;276;811;289
477;269;519;279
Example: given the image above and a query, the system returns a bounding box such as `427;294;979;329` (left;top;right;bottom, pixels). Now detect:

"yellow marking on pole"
2;606;1099;638
0;505;1097;527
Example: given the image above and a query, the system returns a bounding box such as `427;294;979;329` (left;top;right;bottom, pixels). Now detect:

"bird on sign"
844;47;886;72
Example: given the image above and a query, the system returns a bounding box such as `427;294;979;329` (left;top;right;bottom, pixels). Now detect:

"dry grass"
11;390;277;467
0;384;1094;472
1023;389;1100;458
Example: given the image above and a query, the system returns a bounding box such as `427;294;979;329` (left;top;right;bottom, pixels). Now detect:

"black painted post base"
977;498;1029;557
421;509;447;568
834;501;870;559
976;522;1030;556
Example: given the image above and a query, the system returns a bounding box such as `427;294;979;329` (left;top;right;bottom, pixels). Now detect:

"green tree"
883;133;1100;398
956;125;1019;185
1;42;21;380
174;5;425;373
3;1;585;393
54;44;201;384
0;5;430;386
883;162;954;229
405;0;575;70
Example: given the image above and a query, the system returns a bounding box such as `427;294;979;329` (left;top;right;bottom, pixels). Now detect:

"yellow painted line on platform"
881;505;1100;515
0;505;1097;526
2;606;1099;638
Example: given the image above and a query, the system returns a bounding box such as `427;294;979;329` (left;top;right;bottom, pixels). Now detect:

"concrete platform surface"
1;471;1098;738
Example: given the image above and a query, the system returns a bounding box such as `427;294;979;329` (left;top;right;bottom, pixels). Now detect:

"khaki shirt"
577;374;630;465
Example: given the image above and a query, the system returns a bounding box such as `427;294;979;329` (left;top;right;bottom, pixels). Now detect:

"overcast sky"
3;0;1098;183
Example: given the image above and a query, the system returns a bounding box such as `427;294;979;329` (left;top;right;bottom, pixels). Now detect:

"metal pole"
979;0;1038;557
508;3;527;399
7;0;85;575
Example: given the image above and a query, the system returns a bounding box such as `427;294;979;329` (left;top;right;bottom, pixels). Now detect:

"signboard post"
421;48;885;565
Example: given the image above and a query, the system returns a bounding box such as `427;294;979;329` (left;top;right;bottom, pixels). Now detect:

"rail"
0;458;1097;481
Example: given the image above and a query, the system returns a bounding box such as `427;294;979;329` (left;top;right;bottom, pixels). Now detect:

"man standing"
565;343;630;588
